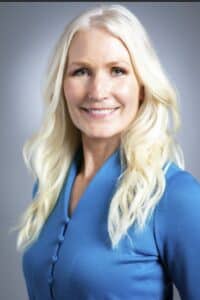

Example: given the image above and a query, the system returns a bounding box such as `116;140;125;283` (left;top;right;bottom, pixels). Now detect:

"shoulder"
166;161;200;191
159;161;200;215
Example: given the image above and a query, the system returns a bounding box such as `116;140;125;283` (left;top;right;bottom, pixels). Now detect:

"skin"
63;27;144;180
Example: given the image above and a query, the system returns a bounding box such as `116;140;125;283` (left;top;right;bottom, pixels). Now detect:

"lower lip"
80;108;120;119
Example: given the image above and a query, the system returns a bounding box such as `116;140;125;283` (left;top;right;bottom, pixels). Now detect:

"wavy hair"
12;3;185;253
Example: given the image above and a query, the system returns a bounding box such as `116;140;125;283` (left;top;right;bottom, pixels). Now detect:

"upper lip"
81;107;119;110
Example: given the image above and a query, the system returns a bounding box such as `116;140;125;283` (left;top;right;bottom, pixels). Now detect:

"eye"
70;66;127;77
71;68;90;76
111;67;127;76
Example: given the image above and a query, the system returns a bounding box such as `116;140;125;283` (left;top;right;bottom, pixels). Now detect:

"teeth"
87;109;115;114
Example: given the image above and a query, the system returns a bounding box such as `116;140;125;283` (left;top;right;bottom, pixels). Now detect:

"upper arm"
154;171;200;300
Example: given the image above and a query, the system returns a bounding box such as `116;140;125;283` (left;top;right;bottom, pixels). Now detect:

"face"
63;27;143;142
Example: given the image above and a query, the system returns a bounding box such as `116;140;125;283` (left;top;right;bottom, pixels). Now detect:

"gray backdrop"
1;2;200;300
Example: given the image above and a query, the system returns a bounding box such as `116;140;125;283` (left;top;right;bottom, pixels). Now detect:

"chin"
83;130;120;140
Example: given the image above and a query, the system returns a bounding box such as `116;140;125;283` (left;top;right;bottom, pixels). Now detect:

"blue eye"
72;68;89;76
112;67;126;75
71;66;127;77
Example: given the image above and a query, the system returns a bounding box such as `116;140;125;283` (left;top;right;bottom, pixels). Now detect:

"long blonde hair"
12;3;184;253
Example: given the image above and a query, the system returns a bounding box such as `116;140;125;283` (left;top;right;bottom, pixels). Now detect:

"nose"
87;72;110;101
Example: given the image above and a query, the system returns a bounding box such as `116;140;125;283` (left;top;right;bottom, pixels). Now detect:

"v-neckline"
62;146;121;222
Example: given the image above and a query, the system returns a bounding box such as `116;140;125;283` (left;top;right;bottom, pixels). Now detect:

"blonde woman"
14;4;200;300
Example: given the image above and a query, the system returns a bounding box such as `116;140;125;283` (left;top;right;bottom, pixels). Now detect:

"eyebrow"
68;60;130;67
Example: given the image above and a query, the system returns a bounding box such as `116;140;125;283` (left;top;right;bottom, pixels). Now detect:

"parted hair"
12;4;184;253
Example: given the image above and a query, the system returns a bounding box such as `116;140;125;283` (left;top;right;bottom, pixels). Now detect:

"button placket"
47;155;75;298
48;220;69;299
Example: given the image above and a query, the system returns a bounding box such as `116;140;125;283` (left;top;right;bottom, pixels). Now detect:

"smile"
80;107;120;119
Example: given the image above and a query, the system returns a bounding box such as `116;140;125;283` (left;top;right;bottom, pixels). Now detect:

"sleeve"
23;270;35;300
154;170;200;300
32;178;39;199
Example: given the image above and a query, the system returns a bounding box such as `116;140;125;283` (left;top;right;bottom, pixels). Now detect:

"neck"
79;135;120;179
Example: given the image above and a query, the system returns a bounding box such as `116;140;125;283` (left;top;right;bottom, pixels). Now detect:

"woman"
14;4;200;300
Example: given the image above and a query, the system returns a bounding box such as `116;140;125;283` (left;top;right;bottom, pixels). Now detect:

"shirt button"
52;255;58;263
48;276;54;285
64;217;69;225
58;234;64;243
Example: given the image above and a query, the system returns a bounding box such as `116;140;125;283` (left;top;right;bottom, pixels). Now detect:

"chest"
22;151;174;299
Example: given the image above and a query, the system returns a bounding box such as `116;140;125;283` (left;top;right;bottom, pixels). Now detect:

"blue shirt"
22;147;200;299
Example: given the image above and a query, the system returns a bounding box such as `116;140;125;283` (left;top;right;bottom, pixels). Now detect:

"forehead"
67;27;131;64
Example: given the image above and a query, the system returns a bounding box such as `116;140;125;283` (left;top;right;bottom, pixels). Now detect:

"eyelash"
71;67;127;77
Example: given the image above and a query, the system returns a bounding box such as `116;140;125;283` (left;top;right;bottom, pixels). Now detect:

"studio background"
0;2;200;299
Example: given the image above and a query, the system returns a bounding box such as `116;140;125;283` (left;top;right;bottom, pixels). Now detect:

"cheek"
63;80;84;106
116;81;139;109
